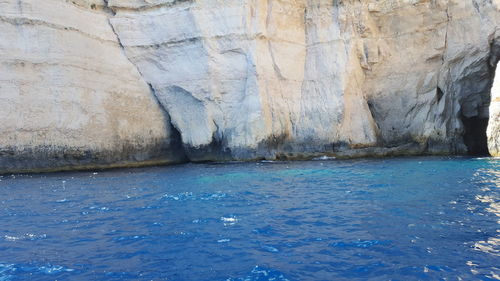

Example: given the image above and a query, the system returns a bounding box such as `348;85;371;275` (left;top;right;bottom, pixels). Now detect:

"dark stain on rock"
436;87;444;102
183;135;232;162
0;137;187;174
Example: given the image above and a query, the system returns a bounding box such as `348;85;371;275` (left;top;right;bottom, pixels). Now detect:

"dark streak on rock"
0;138;185;175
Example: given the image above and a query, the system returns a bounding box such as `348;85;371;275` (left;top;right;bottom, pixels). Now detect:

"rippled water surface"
0;157;499;280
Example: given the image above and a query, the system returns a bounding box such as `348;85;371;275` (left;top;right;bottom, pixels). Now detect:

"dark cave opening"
459;39;500;157
461;116;490;156
436;87;444;102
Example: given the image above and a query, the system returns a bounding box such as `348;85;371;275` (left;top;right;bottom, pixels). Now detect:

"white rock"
0;0;185;171
0;0;499;171
488;61;500;157
110;0;500;159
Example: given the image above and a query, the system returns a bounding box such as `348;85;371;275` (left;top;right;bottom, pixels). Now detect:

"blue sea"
0;157;498;280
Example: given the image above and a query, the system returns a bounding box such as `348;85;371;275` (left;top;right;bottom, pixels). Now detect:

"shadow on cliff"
461;39;500;156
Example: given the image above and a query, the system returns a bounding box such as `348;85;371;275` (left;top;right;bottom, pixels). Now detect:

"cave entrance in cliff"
460;42;500;157
461;116;490;156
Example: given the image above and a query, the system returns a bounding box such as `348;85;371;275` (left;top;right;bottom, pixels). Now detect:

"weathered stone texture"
0;0;186;172
0;0;499;171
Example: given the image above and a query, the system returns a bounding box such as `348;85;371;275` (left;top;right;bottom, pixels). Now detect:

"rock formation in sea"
0;0;499;172
488;60;500;157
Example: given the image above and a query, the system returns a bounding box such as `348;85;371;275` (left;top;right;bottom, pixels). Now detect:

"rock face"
0;0;499;172
488;61;500;157
0;0;186;172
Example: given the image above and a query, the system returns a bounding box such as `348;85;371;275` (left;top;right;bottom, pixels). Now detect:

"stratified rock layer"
0;0;499;172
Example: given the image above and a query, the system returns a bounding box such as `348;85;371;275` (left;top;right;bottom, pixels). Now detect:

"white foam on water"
262;245;279;253
0;263;74;277
312;155;336;161
221;216;238;226
89;206;109;211
3;236;19;242
39;265;74;274
221;217;237;222
161;192;193;201
226;266;290;281
4;233;46;242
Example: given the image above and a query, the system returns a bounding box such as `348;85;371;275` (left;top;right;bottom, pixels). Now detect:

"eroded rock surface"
0;0;186;172
0;0;499;171
488;61;500;157
109;0;500;160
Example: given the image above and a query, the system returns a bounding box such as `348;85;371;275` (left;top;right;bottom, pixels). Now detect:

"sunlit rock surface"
109;0;500;160
488;61;500;157
0;0;499;171
0;0;186;172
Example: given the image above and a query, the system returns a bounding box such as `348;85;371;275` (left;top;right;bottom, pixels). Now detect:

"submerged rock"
0;0;499;172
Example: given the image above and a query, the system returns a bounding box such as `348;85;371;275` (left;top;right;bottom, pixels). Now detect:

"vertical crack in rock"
101;0;114;14
436;87;444;102
366;100;381;140
436;0;450;94
472;0;481;14
268;41;285;80
443;1;450;67
17;0;23;14
104;3;188;161
440;0;461;154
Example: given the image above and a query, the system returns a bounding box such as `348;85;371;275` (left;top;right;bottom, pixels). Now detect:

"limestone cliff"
0;0;186;172
0;0;499;172
488;61;500;156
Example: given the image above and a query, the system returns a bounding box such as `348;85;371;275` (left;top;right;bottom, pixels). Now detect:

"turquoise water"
0;157;498;280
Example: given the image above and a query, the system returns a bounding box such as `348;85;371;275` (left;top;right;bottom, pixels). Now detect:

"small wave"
252;225;276;236
113;235;147;242
38;265;75;274
86;206;110;211
0;262;74;278
192;218;212;224
473;237;500;256
473;157;498;160
161;192;193;201
4;233;46;242
330;239;391;248
226;266;290;281
161;191;227;202
200;192;227;200
0;263;14;281
261;245;279;253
